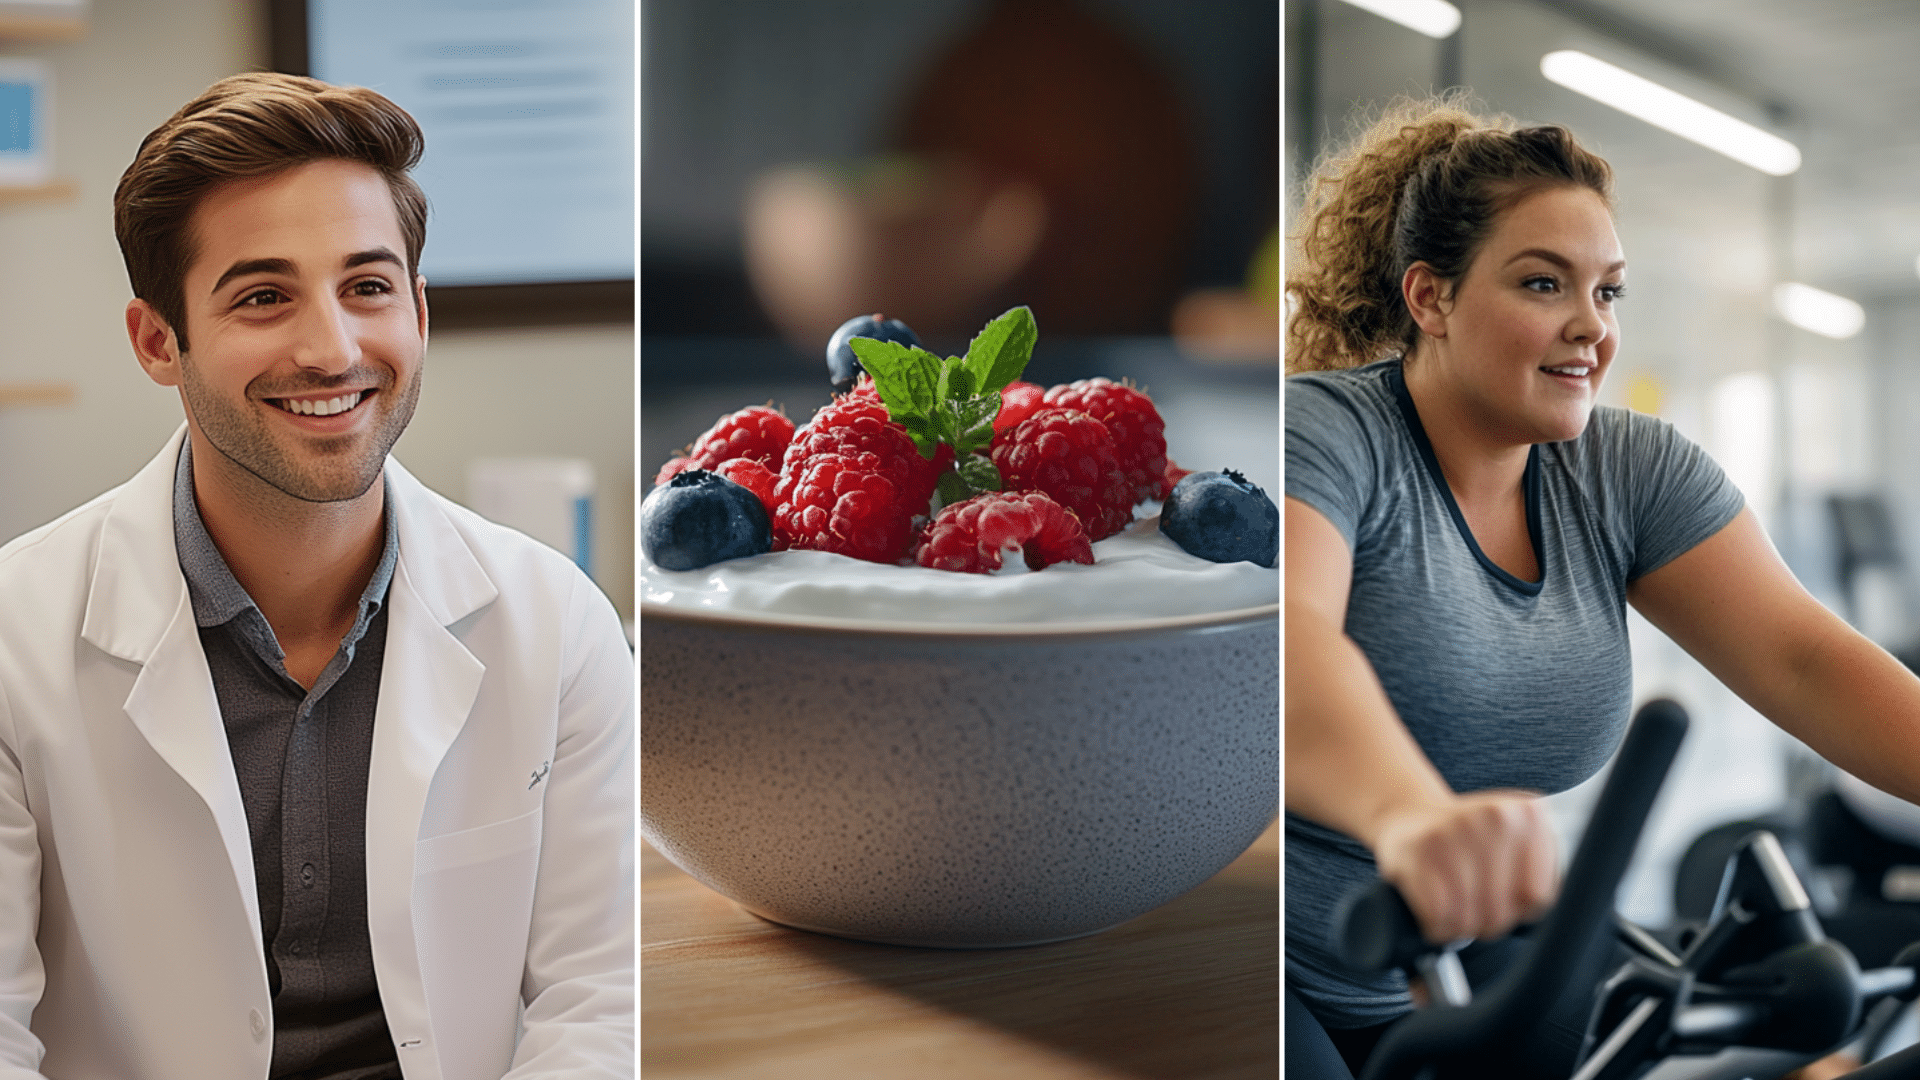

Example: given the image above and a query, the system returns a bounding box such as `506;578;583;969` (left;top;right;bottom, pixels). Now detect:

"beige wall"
394;324;634;621
0;0;635;618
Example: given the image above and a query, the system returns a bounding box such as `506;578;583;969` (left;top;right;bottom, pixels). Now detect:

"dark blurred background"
640;0;1280;492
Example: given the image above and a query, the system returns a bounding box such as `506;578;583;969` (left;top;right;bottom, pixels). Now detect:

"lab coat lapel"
363;459;496;1055
121;594;265;952
79;426;265;954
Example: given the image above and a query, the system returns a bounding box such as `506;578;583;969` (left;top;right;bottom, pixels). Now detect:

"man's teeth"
275;391;364;416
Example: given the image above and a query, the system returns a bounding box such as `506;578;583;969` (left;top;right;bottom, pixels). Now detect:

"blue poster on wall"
0;59;50;185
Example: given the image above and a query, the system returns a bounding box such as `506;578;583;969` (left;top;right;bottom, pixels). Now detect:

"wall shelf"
0;179;75;208
0;10;85;41
0;383;75;407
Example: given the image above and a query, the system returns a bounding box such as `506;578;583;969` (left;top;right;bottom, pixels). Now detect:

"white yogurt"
640;513;1277;625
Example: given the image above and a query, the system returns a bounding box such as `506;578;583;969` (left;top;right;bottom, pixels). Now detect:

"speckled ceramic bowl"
640;602;1278;948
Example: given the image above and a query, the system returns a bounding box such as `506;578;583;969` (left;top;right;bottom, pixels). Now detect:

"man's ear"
127;299;184;387
414;274;430;343
1402;262;1453;340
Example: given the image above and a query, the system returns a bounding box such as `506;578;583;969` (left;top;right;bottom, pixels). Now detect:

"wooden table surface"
641;822;1278;1080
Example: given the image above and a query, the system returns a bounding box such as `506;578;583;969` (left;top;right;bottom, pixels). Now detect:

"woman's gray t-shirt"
1284;358;1745;1028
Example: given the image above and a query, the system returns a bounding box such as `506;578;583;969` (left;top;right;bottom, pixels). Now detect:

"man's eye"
239;289;287;307
351;278;393;296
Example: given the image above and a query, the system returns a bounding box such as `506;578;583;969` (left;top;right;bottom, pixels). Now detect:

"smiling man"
0;74;633;1077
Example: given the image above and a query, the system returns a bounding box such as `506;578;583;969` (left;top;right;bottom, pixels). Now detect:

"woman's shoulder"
1566;403;1696;464
1286;358;1402;430
1553;404;1739;524
1286;356;1400;393
1285;360;1412;535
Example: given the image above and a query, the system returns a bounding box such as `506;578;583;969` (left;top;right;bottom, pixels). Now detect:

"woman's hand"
1371;790;1560;944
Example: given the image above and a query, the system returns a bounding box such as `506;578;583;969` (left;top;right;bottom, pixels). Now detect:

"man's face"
164;158;425;504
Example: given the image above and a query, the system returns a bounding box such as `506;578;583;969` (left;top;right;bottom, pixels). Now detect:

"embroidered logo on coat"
528;760;551;789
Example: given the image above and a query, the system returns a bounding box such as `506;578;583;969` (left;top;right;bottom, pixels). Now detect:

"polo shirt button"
301;863;316;888
249;1008;267;1040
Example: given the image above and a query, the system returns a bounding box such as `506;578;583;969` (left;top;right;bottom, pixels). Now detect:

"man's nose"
290;294;360;372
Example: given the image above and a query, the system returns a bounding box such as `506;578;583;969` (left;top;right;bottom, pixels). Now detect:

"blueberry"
826;313;921;393
1159;470;1279;568
642;469;772;570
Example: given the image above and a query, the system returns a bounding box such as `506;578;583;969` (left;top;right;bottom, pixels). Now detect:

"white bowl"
640;602;1278;948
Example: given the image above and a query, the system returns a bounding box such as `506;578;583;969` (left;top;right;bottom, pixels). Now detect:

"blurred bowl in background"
743;157;1045;352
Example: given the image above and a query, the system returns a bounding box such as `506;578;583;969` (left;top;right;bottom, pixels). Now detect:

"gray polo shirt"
173;442;403;1079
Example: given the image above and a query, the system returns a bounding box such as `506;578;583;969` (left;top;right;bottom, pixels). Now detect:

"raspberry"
685;405;794;471
845;373;881;401
1164;459;1192;493
713;457;777;517
653;456;694;486
990;407;1135;541
915;491;1094;573
994;380;1045;434
772;397;945;563
1042;378;1170;501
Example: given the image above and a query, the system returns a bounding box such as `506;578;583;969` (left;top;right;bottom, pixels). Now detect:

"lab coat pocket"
412;806;543;1080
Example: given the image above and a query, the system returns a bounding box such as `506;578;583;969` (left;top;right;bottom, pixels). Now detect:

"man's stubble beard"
178;350;422;505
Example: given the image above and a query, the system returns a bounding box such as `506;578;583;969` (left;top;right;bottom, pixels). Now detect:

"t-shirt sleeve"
1618;410;1747;581
1284;374;1378;547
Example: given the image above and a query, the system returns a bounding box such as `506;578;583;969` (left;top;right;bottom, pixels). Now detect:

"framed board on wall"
269;0;633;329
0;1;86;42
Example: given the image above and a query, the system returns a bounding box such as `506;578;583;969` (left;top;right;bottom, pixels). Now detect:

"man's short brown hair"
114;72;427;354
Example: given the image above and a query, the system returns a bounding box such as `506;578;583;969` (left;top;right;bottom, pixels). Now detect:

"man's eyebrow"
208;248;405;296
210;257;295;295
1505;248;1627;273
344;247;404;271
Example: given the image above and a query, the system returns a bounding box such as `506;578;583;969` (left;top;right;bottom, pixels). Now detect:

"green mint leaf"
928;403;960;449
855;310;1042;469
852;338;946;458
962;306;1038;394
933;361;952;406
956;453;1002;493
950;396;1001;456
936;469;973;508
945;362;975;401
895;414;937;456
852;338;941;414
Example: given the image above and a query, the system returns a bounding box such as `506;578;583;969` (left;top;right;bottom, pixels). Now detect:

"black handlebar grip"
1892;942;1920;1002
1351;699;1690;1080
1508;698;1688;1002
1337;880;1427;974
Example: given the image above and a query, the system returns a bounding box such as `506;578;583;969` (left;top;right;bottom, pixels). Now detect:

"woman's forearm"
1753;615;1920;806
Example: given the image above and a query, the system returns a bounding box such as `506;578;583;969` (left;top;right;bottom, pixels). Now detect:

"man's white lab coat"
0;428;633;1078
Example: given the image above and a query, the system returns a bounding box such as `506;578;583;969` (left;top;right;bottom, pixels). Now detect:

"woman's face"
1411;185;1626;447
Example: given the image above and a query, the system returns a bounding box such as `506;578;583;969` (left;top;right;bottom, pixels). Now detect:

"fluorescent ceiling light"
1336;0;1461;39
1912;253;1920;281
1540;50;1801;176
1774;283;1864;340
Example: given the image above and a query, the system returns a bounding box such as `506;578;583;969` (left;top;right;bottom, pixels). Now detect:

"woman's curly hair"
1286;94;1613;374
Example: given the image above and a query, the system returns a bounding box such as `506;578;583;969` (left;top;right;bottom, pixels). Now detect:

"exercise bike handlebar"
1336;698;1691;1080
